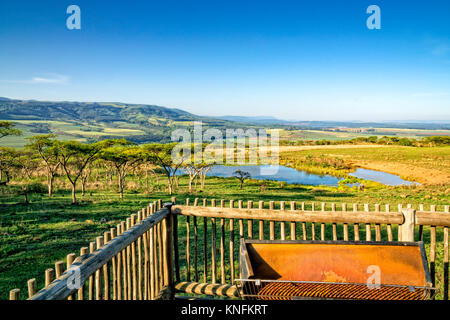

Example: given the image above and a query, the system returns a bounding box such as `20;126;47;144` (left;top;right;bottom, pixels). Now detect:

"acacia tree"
142;143;185;195
0;121;21;139
80;163;91;196
57;139;119;204
26;134;60;197
100;144;140;199
198;162;213;190
15;150;41;203
233;169;251;189
183;164;201;193
0;147;17;185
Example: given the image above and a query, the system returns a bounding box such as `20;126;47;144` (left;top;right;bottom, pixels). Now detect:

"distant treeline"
281;135;450;147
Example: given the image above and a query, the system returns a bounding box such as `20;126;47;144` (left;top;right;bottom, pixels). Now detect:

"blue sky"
0;0;449;121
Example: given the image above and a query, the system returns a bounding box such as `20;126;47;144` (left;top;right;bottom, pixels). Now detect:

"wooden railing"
9;200;175;300
8;198;450;300
174;199;450;300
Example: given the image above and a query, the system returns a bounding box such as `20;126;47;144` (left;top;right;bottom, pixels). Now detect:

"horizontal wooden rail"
416;212;450;227
175;282;240;298
29;207;170;300
174;206;404;225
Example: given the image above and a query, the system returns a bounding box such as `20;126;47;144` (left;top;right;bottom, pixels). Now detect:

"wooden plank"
290;201;296;240
342;203;348;241
150;225;156;299
173;205;404;225
130;216;137;300
193;216;198;282
220;201;226;284
280;201;286;240
9;289;20;300
66;253;76;300
162;215;174;289
385;204;393;242
27;279;37;298
374;204;381;242
331;203;337;241
120;223;127;300
418;204;424;241
126;219;132;300
353;203;360;241
259;201;264;240
320;203;326;241
269;201;275;240
416;212;450;227
203;216;208;283
248;201;253;239
211;217;217;284
430;226;436;300
157;222;164;291
137;213;143;300
230;217;235;284
186;216;191;282
444;226;449;300
110;228;117;300
95;236;104;300
30;207;170;300
143;222;149;300
89;242;96;300
45;268;54;287
103;232;111;300
229;200;235;284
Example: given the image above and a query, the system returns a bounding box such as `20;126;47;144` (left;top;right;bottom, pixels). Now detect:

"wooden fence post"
9;289;20;300
401;208;416;242
162;202;174;298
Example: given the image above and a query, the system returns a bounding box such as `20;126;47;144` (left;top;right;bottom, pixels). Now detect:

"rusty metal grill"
235;279;437;300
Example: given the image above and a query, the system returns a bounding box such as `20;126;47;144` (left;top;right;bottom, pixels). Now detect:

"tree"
198;162;213;190
142;143;185;195
182;164;201;193
0;147;17;185
14;150;41;203
233;169;251;189
57;139;119;204
100;144;140;199
26;134;60;197
0;121;21;139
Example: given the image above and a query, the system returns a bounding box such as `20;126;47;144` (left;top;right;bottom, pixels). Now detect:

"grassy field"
0;142;449;299
280;145;450;185
1;170;449;299
278;128;450;142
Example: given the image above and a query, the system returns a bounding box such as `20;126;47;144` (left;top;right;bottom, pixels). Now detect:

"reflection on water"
179;165;342;186
349;168;420;186
178;165;420;187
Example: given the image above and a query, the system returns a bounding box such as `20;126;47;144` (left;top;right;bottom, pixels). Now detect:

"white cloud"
1;74;69;85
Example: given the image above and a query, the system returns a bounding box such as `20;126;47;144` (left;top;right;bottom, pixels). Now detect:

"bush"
22;182;47;194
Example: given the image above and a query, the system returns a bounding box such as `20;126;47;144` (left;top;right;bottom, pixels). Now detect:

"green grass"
278;128;450;142
0;171;449;299
280;146;450;185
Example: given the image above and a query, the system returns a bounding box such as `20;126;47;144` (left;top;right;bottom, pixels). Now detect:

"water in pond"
179;165;342;186
349;168;420;186
179;165;420;187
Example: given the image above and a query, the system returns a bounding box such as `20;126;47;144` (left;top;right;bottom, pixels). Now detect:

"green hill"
0;98;245;147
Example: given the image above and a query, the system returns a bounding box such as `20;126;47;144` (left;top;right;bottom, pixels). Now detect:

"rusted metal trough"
237;239;437;300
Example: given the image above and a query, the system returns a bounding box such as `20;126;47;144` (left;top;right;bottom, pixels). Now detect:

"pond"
348;168;420;186
179;165;342;186
178;165;420;187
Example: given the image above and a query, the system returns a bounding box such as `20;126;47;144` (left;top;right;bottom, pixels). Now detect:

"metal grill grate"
235;279;438;300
